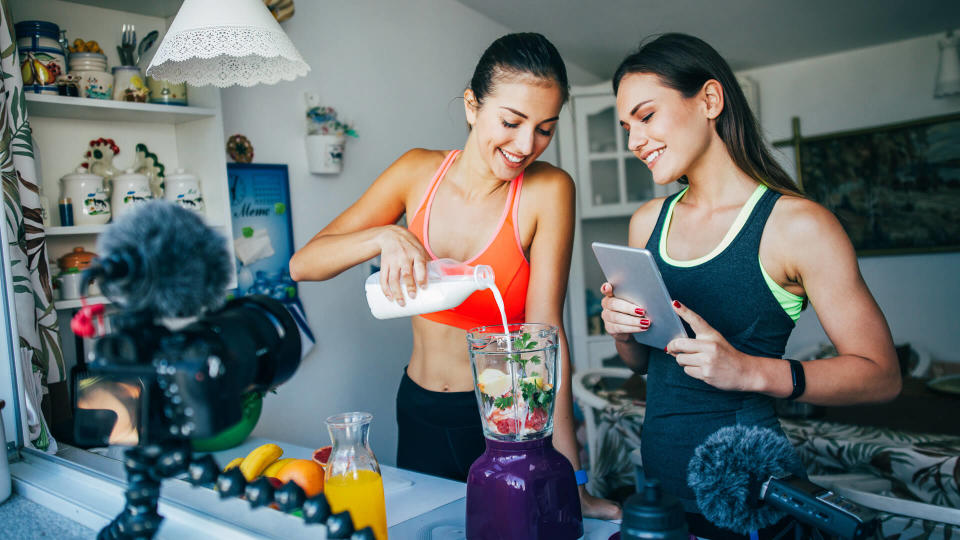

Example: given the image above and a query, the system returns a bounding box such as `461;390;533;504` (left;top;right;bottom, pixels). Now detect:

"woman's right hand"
375;225;430;306
600;282;651;342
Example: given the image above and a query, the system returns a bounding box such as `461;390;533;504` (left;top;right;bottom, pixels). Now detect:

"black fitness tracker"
786;358;806;400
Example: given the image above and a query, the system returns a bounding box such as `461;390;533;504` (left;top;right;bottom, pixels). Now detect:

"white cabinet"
571;91;675;219
18;0;237;313
558;83;676;369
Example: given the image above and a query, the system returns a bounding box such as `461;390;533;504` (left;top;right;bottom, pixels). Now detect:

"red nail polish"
635;308;645;315
673;300;681;308
664;347;669;353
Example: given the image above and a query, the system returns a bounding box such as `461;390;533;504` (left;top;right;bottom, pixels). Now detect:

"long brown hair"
613;33;802;197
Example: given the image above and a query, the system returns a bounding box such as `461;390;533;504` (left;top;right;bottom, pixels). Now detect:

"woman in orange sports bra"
289;33;620;519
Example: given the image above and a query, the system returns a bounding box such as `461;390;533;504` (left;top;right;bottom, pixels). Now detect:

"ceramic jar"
68;52;107;72
164;168;204;213
68;53;112;99
112;66;148;102
112;169;152;220
57;246;97;272
56;268;84;300
14;20;65;95
59;167;110;225
147;76;188;105
77;71;113;100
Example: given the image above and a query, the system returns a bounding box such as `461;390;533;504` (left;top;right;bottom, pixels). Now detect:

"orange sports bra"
407;150;530;331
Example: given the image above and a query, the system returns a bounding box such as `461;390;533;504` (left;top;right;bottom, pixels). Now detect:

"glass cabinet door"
573;94;659;217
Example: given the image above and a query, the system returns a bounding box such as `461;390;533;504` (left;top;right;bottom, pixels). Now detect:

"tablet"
591;242;688;350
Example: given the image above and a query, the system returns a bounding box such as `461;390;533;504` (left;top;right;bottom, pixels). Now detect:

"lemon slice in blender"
520;376;543;389
478;368;512;397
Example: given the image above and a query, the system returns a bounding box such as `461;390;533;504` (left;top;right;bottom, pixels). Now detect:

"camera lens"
186;295;302;392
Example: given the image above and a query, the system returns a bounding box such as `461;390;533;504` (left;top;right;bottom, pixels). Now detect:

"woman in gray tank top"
599;33;901;539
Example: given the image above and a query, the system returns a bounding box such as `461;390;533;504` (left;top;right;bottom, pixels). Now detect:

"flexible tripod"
97;441;374;540
98;440;193;540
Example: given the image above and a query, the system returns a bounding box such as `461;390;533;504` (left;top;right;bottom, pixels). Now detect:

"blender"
465;323;583;539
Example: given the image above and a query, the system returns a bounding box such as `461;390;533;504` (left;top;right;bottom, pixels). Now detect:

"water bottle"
620;479;689;540
365;258;494;319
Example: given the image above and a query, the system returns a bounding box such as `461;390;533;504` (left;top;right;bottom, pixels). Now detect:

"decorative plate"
227;134;254;163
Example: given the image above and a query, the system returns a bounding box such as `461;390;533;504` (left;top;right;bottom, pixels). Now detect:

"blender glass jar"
467;323;558;441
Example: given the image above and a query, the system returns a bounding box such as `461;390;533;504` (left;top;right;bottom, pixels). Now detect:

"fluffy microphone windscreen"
687;425;795;534
97;201;232;318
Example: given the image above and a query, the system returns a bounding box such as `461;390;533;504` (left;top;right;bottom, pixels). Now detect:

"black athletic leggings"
396;369;486;482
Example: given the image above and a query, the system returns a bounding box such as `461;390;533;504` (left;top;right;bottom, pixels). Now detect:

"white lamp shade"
146;0;309;88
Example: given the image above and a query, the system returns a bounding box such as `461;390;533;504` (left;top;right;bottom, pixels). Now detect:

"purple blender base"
466;435;583;539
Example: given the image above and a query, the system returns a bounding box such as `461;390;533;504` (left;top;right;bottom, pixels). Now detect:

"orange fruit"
312;445;332;468
276;459;325;497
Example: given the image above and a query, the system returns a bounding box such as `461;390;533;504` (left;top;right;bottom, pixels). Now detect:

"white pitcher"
59;167;110;225
111;169;152;221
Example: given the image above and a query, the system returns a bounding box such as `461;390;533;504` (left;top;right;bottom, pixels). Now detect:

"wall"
220;0;600;463
738;33;960;361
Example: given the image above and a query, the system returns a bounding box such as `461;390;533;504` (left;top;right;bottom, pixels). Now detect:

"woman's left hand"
666;301;756;392
579;487;622;520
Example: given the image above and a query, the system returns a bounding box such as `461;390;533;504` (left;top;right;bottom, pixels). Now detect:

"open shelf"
46;224;110;236
25;94;217;124
61;0;183;18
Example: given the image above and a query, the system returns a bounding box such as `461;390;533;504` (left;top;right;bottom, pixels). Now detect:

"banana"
223;457;244;472
239;443;283;481
262;458;297;478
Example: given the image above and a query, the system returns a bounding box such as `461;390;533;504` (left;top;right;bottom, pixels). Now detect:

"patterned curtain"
1;1;62;452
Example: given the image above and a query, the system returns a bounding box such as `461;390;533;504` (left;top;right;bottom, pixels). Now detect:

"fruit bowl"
192;391;263;452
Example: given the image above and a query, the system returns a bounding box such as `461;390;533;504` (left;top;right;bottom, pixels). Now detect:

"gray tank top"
640;186;807;513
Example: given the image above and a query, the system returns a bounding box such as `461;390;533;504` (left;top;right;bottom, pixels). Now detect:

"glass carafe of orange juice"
324;412;388;539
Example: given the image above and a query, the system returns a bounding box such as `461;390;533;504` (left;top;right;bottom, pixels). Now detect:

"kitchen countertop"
11;437;619;539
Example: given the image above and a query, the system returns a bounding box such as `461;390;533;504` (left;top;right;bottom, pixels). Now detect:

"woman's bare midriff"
406;316;476;392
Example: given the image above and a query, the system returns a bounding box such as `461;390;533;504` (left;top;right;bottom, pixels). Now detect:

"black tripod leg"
98;446;164;540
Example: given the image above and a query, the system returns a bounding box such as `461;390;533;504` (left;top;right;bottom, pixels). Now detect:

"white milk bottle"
366;258;495;319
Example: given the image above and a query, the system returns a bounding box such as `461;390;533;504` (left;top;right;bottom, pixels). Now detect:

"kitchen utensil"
164;168;204;213
465;323;583;539
136;30;158;65
59;167;110;225
111;169;152;220
325;412;387;540
120;23;136;65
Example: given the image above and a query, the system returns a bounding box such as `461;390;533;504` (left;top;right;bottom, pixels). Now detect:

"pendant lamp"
146;0;309;88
